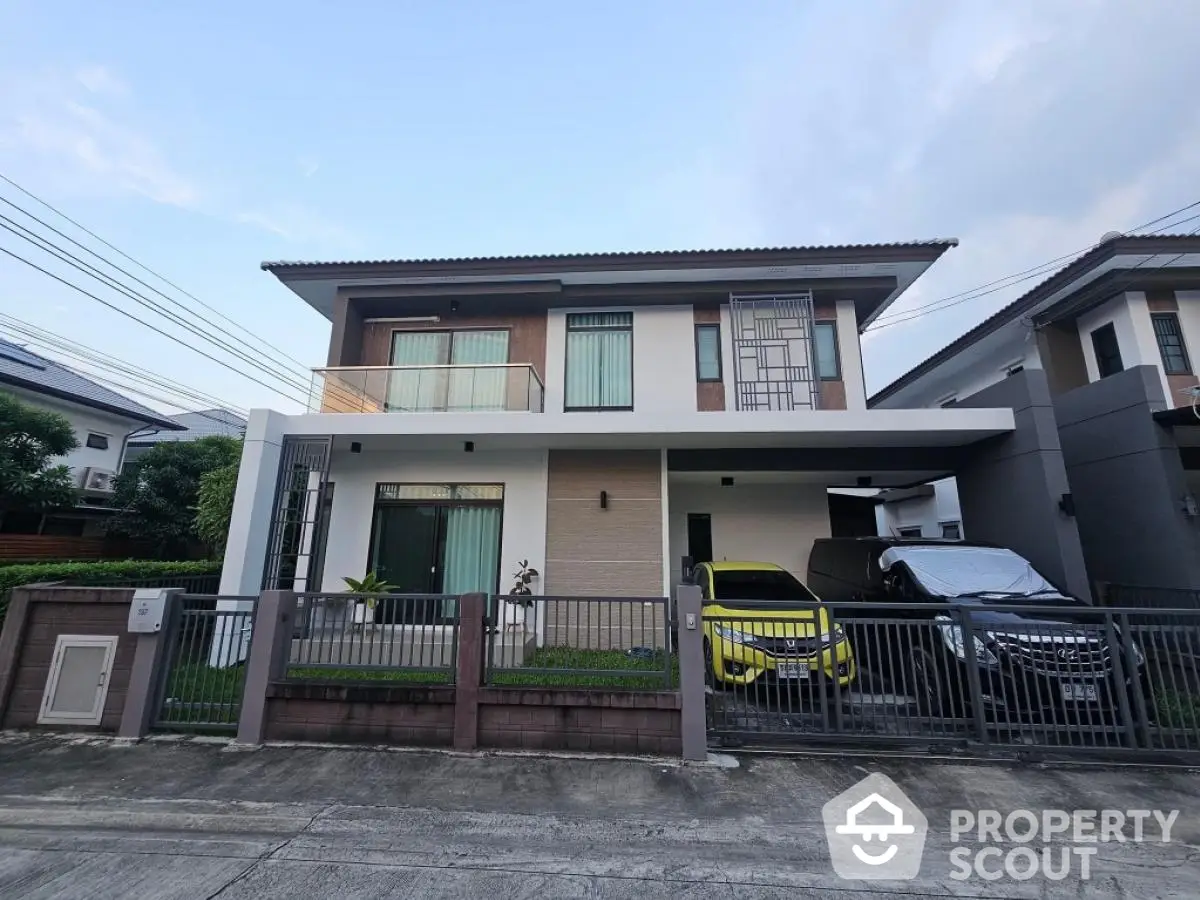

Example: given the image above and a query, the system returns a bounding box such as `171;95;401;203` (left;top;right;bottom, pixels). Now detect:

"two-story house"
220;241;1098;608
0;337;184;537
871;232;1200;593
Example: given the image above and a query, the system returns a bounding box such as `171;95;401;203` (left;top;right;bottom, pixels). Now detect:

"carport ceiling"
668;470;944;488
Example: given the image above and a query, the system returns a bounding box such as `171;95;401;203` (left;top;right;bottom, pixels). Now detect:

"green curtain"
448;330;509;410
565;313;633;409
441;506;502;617
388;332;449;411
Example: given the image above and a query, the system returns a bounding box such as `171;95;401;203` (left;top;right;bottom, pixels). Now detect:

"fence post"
235;590;296;745
676;584;707;762
958;607;990;746
119;588;183;739
454;592;486;750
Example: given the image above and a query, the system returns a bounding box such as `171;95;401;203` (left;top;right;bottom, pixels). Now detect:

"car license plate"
776;662;810;679
1061;682;1099;702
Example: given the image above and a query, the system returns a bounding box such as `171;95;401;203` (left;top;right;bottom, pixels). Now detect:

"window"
711;569;820;603
1152;313;1191;375
897;526;923;538
694;325;722;382
565;311;633;410
1090;322;1124;378
387;329;510;411
940;521;962;540
814;321;841;380
85;433;109;450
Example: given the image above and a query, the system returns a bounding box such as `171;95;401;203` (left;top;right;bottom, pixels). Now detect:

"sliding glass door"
368;484;502;623
387;330;510;412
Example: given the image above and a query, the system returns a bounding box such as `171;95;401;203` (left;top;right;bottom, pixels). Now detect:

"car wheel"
911;649;954;717
703;638;723;691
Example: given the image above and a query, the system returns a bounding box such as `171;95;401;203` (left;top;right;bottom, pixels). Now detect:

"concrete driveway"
0;732;1198;898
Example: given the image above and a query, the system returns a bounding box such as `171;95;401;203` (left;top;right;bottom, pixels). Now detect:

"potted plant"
504;559;539;630
343;573;394;628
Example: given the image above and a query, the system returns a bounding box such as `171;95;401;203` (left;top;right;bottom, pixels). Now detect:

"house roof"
127;408;247;444
868;233;1200;406
0;338;184;430
261;240;959;275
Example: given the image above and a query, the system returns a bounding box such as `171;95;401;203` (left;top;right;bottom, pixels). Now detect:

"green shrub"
0;559;221;630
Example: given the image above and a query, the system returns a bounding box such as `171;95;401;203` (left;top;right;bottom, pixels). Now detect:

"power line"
0;315;249;417
869;200;1200;329
868;207;1200;331
0;171;315;375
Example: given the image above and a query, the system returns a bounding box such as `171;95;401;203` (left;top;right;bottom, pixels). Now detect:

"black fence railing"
705;599;1200;757
288;592;459;682
155;594;256;731
485;595;674;689
69;573;222;594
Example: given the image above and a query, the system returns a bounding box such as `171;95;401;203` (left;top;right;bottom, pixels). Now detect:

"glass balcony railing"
309;364;545;414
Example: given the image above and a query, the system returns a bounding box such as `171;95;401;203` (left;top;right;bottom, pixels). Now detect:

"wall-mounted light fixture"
720;476;734;487
350;441;362;454
450;300;460;312
1183;494;1199;518
856;475;872;488
1058;492;1075;517
464;441;475;453
599;490;608;509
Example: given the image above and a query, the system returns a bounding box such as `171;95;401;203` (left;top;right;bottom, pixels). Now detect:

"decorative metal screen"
729;293;821;411
262;436;332;591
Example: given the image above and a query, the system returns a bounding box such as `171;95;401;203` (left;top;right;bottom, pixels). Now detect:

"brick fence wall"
0;587;135;731
263;682;456;746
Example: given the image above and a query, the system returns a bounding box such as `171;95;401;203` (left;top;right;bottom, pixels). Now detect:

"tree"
195;461;239;558
0;390;79;514
110;435;241;557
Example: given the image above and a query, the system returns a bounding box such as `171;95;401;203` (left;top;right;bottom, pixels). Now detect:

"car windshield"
712;570;820;603
878;545;1063;599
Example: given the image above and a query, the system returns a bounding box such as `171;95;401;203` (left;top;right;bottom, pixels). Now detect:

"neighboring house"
219;242;1093;606
124;408;247;464
871;232;1200;592
0;338;184;536
874;477;963;540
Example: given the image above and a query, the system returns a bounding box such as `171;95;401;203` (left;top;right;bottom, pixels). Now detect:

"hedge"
0;560;222;631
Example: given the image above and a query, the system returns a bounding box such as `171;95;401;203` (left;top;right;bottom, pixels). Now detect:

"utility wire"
0;171;314;374
0;316;249;417
869;200;1200;329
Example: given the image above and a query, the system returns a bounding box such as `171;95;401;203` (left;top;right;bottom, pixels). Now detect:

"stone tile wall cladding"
264;683;456;746
0;589;134;731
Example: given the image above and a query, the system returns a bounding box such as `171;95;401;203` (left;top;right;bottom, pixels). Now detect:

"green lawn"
488;647;678;689
160;662;246;724
1154;689;1200;729
285;666;452;685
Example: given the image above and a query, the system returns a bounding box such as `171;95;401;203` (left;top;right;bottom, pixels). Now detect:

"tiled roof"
0;338;183;429
129;408;246;444
262;240;959;271
868;233;1200;405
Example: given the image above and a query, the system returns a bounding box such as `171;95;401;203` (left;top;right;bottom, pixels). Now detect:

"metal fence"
155;594;256;731
79;573;222;594
485;595;673;688
704;600;1200;758
288;592;459;682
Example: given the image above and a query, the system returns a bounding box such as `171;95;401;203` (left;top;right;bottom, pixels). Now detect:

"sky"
1;0;1199;415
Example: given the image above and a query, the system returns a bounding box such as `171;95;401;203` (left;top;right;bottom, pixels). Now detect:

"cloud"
234;205;360;250
75;65;128;97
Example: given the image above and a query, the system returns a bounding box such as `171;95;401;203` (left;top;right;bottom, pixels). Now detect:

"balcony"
309;364;545;414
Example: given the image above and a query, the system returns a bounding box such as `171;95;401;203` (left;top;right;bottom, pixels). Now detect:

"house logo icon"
822;773;928;880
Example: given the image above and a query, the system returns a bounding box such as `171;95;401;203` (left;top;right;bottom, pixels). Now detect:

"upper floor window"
694;324;722;382
1152;313;1191;375
388;329;509;411
85;433;109;451
813;321;841;380
565;312;633;411
1090;322;1124;378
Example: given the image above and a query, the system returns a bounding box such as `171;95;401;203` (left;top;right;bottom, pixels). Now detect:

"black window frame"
1090;322;1124;378
813;320;841;380
693;324;722;383
85;432;109;451
1151;312;1192;375
564;311;635;412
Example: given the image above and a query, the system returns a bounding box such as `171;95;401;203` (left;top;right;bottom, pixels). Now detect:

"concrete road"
0;732;1198;898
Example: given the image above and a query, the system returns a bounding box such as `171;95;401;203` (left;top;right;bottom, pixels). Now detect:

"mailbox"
128;588;169;633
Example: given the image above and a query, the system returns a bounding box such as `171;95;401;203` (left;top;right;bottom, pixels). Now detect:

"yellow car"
693;561;856;688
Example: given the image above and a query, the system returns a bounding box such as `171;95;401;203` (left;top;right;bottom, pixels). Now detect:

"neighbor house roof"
0;338;183;430
869;233;1200;406
127;408;246;444
261;240;959;276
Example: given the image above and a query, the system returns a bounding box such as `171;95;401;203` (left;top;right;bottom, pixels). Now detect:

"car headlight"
934;614;999;665
712;625;761;646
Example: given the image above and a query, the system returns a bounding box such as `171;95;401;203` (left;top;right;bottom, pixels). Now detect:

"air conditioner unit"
82;468;117;494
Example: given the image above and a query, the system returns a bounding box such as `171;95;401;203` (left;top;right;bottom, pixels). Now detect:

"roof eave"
0;372;185;430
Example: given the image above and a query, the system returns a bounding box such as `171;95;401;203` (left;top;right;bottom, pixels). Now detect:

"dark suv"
807;537;1146;721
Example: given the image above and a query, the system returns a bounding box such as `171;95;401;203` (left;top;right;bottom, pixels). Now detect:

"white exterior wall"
219;409;287;595
545;305;696;415
2;384;142;476
320;448;549;595
873;477;963;538
836;300;867;410
1176;291;1200;380
1077;291;1171;400
667;481;832;584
